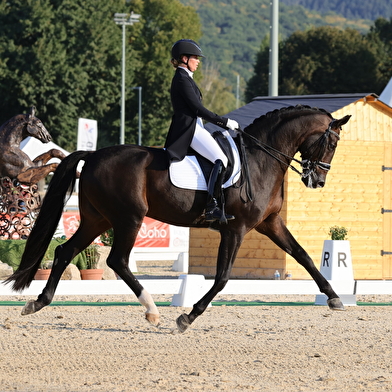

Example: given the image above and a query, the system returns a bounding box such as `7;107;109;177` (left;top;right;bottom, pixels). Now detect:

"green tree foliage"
366;17;392;84
281;0;392;21
0;0;201;150
245;26;386;100
179;0;373;95
130;0;201;146
199;62;238;114
0;0;127;150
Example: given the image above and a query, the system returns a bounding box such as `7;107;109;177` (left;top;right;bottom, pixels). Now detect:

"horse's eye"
328;143;336;151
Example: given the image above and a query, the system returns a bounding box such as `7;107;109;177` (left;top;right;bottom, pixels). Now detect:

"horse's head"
24;106;52;143
299;114;351;188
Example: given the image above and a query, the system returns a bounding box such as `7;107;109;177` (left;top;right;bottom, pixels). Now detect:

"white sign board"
77;118;97;151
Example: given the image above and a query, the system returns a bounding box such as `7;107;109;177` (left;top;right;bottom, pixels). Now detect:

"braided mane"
244;105;333;137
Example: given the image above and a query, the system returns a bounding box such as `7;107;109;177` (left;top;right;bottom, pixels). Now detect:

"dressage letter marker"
315;240;356;306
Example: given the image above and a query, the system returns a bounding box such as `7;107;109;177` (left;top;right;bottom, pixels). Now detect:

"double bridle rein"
239;119;340;179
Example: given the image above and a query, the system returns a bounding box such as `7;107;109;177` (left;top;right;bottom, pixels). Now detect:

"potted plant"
318;225;353;281
34;260;53;280
329;226;348;241
79;243;104;280
100;228;114;247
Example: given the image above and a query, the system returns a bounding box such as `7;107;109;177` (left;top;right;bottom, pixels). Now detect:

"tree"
367;17;392;87
245;36;270;101
0;0;128;150
245;26;383;101
199;62;238;115
129;0;202;147
0;0;202;150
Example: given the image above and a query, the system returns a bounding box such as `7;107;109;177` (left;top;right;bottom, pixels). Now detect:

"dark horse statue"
6;105;351;332
0;106;66;184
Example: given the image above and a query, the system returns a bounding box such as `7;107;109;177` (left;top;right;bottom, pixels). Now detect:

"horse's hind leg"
106;226;161;327
256;214;344;311
176;229;243;333
21;221;106;315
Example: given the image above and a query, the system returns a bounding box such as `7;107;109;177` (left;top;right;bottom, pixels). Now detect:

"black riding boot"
205;160;235;224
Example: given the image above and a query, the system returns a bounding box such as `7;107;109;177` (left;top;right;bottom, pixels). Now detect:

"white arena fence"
1;277;391;307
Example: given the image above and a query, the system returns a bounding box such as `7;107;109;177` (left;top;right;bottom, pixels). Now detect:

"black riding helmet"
171;39;205;61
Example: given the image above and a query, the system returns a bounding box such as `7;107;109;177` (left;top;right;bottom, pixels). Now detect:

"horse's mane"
0;114;26;135
244;105;333;137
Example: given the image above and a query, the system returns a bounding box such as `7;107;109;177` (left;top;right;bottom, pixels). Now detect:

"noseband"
300;120;340;179
240;119;340;178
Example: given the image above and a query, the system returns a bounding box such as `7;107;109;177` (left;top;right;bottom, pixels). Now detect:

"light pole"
268;0;279;97
114;12;140;144
132;86;142;145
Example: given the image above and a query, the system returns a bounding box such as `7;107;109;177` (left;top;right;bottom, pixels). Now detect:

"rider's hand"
226;119;239;131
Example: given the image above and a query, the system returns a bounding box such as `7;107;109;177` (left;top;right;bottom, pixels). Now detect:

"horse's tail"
5;151;91;291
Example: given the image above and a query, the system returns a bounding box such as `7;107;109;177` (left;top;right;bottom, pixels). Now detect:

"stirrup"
205;205;235;224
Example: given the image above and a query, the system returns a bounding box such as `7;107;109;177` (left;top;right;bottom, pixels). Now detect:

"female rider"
164;39;239;224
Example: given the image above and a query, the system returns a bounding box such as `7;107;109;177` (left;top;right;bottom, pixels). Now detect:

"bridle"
239;119;341;179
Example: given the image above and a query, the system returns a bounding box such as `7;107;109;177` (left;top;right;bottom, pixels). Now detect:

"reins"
238;127;303;176
238;119;340;178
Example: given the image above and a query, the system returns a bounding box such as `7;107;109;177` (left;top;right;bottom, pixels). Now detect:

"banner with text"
61;213;188;251
77;118;97;151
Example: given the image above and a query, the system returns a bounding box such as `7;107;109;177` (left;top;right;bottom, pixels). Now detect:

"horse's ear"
29;106;36;118
336;115;351;127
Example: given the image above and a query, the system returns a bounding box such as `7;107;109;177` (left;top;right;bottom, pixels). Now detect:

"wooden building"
189;94;392;280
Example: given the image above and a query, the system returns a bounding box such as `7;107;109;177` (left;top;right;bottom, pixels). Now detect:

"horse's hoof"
327;298;345;311
145;312;160;327
176;313;191;333
21;300;37;315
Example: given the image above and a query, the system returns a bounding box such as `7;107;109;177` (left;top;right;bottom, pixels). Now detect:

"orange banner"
134;217;170;247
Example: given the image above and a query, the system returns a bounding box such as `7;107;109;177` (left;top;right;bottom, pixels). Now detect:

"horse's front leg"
176;228;244;333
32;149;67;165
256;214;344;311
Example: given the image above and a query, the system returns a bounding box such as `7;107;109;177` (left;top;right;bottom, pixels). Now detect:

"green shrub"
100;228;114;246
329;226;348;241
0;238;86;271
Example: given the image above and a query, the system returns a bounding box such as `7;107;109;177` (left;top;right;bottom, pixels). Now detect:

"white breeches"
190;118;228;168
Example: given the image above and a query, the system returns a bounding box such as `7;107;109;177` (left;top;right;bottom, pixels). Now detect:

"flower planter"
315;240;356;306
80;268;104;280
319;240;353;281
34;269;51;280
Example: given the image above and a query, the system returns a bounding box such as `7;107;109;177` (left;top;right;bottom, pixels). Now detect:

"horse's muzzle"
301;172;326;189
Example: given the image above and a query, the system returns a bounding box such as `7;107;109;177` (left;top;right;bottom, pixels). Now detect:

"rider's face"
185;55;200;72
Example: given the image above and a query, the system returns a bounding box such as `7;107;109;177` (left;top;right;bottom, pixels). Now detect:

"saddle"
169;130;241;191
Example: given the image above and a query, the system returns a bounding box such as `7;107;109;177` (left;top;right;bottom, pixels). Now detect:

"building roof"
206;93;375;132
379;78;392;108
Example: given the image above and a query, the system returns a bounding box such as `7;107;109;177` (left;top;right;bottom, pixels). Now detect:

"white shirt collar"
178;66;193;79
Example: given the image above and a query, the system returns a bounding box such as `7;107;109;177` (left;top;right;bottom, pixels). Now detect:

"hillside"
281;0;392;21
179;0;380;90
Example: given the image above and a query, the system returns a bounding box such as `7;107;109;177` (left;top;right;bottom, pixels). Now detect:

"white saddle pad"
169;133;241;191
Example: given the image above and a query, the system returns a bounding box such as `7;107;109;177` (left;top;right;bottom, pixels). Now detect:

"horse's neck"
249;119;303;157
0;116;26;146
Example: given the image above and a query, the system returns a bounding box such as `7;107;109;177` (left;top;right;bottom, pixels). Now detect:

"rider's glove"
226;119;239;131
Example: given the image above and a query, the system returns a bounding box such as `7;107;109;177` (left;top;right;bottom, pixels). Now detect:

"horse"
0;106;66;185
5;105;351;333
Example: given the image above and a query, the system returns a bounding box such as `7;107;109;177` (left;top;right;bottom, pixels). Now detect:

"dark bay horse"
0;106;66;184
6;105;351;332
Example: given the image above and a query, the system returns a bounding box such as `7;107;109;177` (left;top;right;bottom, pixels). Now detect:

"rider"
164;39;239;224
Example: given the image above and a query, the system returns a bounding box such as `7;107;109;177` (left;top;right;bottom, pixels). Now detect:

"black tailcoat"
164;67;228;161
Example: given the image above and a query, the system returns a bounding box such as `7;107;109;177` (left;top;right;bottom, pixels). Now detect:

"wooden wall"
189;97;392;280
